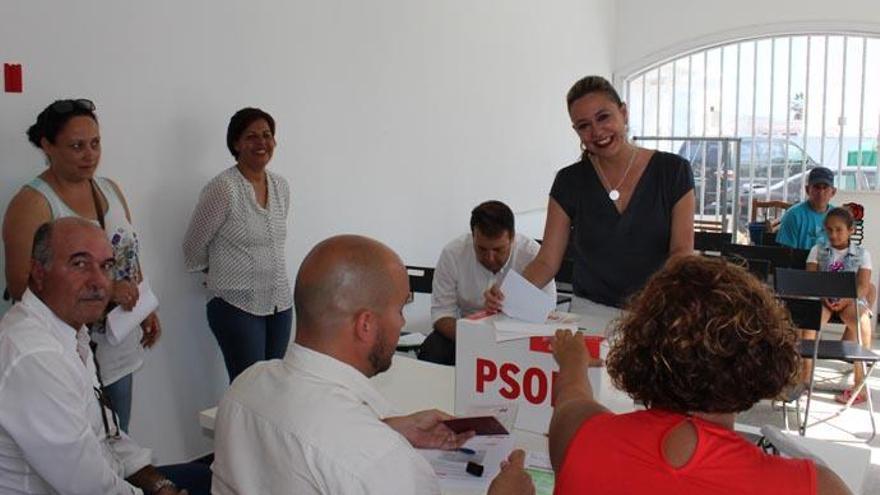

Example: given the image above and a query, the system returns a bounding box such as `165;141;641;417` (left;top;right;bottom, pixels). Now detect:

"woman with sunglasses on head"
183;107;292;383
2;99;160;432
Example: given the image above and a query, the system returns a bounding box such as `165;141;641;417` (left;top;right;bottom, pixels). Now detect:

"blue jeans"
206;297;293;382
103;373;133;432
157;462;212;495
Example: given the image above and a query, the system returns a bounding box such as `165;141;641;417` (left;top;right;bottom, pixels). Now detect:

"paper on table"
498;270;554;323
417;434;515;490
106;279;159;346
524;451;554;495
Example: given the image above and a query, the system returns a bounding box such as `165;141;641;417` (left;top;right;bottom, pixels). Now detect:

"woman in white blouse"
183;108;293;381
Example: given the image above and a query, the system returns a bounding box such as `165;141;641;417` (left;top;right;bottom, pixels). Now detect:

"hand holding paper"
106;279;159;346
498;270;554;323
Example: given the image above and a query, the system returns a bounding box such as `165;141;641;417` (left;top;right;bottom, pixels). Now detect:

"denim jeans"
103;373;133;432
206;297;293;382
157;462;212;495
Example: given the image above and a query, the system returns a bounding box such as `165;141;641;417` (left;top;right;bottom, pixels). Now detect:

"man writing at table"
420;200;555;365
211;234;534;494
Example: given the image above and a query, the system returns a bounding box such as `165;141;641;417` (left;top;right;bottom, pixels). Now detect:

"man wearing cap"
775;167;837;249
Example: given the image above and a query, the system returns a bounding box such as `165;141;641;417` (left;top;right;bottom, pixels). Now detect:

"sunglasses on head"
49;99;96;114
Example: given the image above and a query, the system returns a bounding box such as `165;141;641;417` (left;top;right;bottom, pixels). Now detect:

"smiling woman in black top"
486;75;695;315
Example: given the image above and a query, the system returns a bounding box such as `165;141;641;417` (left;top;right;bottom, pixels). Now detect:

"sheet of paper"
417;434;515;490
106;279;159;346
524;451;554;495
493;311;580;342
397;332;426;347
499;270;555;323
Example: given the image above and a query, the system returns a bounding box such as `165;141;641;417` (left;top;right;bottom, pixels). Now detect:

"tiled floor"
737;326;880;494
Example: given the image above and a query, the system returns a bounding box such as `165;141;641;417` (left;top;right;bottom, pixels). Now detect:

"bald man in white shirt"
211;235;534;495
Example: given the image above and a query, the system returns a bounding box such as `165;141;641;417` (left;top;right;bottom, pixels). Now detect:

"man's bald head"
294;235;407;338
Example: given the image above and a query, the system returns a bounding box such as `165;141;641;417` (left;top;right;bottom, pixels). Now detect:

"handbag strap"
89;179;106;230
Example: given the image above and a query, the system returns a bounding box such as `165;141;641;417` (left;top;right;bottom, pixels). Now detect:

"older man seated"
0;218;210;495
211;235;533;495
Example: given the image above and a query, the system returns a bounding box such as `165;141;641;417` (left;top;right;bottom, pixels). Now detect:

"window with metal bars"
624;34;880;228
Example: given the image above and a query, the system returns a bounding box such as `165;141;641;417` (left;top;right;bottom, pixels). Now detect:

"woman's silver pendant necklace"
594;145;638;202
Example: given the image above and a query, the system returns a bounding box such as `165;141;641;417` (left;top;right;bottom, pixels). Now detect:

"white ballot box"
455;313;631;435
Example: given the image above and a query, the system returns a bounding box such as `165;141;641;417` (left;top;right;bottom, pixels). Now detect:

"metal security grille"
624;34;880;224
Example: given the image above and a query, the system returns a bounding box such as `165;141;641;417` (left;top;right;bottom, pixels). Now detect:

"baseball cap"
807;167;834;187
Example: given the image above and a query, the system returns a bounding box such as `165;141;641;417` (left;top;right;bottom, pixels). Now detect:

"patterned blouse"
183;166;292;316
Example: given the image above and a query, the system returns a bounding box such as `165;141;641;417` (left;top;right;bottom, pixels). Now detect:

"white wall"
0;0;615;462
614;0;880;78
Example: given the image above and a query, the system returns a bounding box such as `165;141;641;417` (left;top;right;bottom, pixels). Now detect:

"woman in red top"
549;256;850;495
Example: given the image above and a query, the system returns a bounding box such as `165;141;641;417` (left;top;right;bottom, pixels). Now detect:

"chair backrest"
751;199;792;223
694;231;732;253
406;266;435;294
694;217;725;233
721;243;809;271
778;296;822;331
723;254;771;282
761;231;779;246
774;268;858;299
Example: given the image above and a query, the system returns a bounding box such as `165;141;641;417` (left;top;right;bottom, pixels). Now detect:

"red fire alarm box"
5;63;23;93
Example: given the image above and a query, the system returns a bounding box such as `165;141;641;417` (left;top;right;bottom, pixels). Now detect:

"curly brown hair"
605;255;800;413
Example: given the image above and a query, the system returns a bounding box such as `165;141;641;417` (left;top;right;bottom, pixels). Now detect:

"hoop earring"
580;141;587;152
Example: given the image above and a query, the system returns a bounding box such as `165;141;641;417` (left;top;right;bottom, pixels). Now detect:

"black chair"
406;266;434;295
399;266;434;354
775;269;879;440
721;243;809;272
761;231;779;246
694;231;731;254
723;254;771;283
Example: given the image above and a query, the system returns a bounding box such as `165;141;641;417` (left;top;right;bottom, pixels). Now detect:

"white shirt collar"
285;343;395;418
19;289;90;357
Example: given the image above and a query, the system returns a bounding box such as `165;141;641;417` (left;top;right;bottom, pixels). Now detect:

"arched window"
624;34;880;224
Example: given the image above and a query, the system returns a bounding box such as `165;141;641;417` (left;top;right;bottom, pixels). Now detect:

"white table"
200;354;870;494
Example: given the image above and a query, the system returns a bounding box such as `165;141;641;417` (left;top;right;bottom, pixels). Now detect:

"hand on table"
551;329;604;370
484;285;504;313
140;311;162;348
384;409;475;449
487;449;535;495
112;279;139;311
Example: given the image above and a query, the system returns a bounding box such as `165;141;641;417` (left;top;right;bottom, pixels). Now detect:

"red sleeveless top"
555;409;815;495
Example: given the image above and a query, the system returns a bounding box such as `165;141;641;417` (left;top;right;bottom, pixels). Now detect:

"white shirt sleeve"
0;351;143;495
352;446;440;495
806;245;819;264
430;246;461;324
182;176;230;272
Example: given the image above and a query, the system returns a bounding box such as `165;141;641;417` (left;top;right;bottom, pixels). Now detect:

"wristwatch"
149;478;176;494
